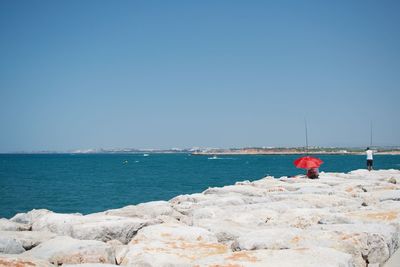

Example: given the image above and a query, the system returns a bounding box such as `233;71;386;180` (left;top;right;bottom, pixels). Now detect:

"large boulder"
310;223;400;266
232;223;399;267
121;223;227;266
32;212;160;244
71;215;159;244
31;212;84;236
128;223;218;243
264;207;348;229
23;236;115;265
232;227;304;251
10;209;52;225
190;205;279;242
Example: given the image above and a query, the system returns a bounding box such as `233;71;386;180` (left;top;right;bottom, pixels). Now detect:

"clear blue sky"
1;0;399;152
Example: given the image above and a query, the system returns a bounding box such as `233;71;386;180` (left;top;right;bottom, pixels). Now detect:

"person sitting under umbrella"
307;167;319;179
293;156;323;179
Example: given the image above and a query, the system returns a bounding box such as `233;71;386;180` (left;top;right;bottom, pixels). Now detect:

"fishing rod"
370;121;373;148
305;118;308;155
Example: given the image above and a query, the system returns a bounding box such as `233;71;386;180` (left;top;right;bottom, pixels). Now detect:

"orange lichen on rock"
291;236;301;244
382;185;399;190
366;211;398;221
161;241;228;260
160;233;172;238
293;248;310;252
208;264;242;267
0;259;36;267
339;233;361;245
175;242;228;254
225;251;259;262
349;211;398;221
340;233;357;240
267;187;286;192
143;247;169;253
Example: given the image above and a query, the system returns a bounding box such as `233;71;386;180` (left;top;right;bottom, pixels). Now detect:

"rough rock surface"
1;169;400;266
0;235;25;254
121;223;226;266
0;218;30;231
10;209;52;225
100;200;185;222
0;254;54;266
63;264;119;267
23;236;115;265
31;212;160;244
0;230;57;250
194;247;354;267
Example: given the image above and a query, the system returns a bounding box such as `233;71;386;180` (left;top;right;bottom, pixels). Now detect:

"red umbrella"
294;156;323;169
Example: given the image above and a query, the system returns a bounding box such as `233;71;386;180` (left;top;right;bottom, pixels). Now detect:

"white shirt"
366;150;373;160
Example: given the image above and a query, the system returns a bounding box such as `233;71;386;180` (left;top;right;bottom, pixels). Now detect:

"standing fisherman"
366;147;373;171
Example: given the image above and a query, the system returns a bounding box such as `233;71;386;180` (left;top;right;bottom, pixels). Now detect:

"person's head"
366;147;370;150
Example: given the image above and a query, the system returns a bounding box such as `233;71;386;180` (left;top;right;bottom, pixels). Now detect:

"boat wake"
208;156;235;160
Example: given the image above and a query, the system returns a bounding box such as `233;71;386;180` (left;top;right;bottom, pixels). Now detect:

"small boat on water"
208;155;218;160
143;154;149;157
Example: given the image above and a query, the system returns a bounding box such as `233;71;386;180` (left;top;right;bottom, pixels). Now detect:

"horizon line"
2;145;400;154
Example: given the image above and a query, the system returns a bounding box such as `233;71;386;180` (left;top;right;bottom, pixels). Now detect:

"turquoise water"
1;153;399;218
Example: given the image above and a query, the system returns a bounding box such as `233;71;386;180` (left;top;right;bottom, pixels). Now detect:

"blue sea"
1;153;399;219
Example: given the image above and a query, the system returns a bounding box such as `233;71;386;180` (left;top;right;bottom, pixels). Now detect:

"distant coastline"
192;147;400;155
3;146;400;155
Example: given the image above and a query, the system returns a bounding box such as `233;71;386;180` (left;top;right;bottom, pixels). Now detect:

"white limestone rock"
232;227;304;250
0;254;53;266
266;207;355;228
191;205;280;242
193;218;254;243
169;193;214;216
31;212;84;236
63;264;118;267
23;236;115;265
379;190;400;202
194;247;354;267
121;223;227;266
105;239;128;265
0;218;30;231
10;209;52;225
203;184;271;198
0;230;56;250
32;212;160;244
71;214;159;244
130;223;218;243
101;201;182;220
0;235;25;254
233;222;399;267
311;223;400;265
346;209;400;226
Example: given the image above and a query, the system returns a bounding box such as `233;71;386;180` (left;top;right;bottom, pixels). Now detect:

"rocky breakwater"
1;169;400;267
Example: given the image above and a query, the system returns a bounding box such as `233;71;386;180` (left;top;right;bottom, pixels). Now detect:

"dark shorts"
367;159;373;167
